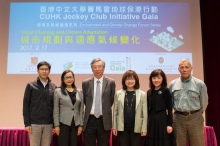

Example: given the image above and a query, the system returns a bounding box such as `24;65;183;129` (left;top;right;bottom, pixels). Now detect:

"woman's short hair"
122;70;140;90
149;69;167;89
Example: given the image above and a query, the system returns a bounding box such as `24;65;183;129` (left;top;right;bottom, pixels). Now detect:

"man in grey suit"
82;58;116;146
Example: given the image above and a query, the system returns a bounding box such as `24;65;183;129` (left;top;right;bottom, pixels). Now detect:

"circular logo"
158;57;164;64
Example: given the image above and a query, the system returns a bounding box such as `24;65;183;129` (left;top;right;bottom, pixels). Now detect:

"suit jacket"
147;88;173;126
113;89;147;133
82;76;116;131
53;88;84;127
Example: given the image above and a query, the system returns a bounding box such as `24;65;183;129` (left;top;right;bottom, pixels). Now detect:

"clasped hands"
54;126;83;136
112;129;147;136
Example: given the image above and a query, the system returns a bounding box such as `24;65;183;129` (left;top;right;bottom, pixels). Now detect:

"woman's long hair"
60;70;77;95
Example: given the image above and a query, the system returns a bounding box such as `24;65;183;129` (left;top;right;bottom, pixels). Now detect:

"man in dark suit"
82;58;116;146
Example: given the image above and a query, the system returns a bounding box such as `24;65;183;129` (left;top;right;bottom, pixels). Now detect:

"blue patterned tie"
94;80;101;118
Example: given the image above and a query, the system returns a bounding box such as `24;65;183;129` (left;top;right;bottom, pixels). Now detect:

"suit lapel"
120;90;126;108
135;90;140;110
65;90;74;108
73;90;80;108
89;78;94;99
102;76;107;96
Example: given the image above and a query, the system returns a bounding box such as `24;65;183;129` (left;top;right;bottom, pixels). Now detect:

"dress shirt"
169;76;208;112
90;76;103;115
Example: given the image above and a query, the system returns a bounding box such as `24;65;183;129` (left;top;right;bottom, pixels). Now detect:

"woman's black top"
124;91;136;128
67;90;76;106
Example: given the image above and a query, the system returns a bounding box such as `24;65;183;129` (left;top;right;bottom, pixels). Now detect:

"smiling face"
63;72;74;87
152;74;163;90
91;60;105;79
178;60;193;80
125;76;136;90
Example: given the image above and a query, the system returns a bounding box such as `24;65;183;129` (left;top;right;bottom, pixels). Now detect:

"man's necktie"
94;80;101;118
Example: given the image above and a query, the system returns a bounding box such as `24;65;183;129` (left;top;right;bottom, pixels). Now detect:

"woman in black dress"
145;69;175;146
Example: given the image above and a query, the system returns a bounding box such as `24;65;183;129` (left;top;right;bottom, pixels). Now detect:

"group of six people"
23;58;208;146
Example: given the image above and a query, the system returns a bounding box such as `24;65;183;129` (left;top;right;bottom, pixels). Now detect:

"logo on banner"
110;62;125;71
31;57;38;65
110;58;129;72
63;62;73;70
158;57;164;64
22;57;38;73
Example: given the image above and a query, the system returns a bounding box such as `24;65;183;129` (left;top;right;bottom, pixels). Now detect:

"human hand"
141;132;147;136
167;126;173;134
55;126;60;136
25;126;31;133
112;129;117;136
77;126;83;136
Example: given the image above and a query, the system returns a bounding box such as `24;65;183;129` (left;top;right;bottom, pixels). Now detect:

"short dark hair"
90;58;105;68
60;70;77;95
37;61;51;70
149;69;167;89
122;70;140;90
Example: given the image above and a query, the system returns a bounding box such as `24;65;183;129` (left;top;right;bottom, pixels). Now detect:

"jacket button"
72;108;74;110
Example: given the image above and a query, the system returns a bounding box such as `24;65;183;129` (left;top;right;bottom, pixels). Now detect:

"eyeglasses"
39;68;49;71
126;78;135;81
92;65;103;70
64;76;74;80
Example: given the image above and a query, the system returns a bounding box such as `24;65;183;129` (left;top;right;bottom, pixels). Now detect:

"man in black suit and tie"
82;58;116;146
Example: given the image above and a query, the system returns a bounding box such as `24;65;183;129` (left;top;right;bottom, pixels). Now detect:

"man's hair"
179;58;192;66
90;58;105;68
37;61;51;70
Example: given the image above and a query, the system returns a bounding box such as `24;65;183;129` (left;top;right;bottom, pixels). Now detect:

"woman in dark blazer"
145;69;175;146
53;70;84;146
113;70;147;146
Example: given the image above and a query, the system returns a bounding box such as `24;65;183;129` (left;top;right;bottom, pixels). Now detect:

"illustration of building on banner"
149;26;184;52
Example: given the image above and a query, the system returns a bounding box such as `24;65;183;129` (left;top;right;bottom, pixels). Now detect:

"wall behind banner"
0;0;204;127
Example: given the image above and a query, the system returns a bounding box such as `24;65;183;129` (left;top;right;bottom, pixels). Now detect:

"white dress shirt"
90;76;103;115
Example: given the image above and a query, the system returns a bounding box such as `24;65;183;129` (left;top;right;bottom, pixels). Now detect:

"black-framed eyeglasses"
64;76;74;80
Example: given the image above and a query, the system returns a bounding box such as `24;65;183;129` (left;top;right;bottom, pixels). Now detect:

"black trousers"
58;117;78;146
118;127;141;146
84;115;110;146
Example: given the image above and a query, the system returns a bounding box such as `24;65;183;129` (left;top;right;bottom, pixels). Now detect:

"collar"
94;76;103;84
180;75;192;82
37;77;49;84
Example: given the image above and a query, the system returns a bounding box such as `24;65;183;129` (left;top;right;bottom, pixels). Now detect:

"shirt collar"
37;77;49;86
94;76;103;84
181;75;192;82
